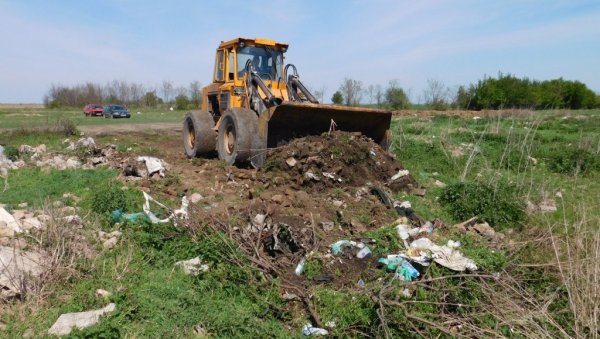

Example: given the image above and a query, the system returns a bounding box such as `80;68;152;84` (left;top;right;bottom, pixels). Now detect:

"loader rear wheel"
183;111;216;158
217;108;258;164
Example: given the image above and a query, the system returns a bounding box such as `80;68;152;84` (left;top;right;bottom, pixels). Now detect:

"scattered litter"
378;255;420;281
527;156;538;166
393;200;415;217
357;279;365;288
175;257;209;275
320;221;334;232
325;320;336;328
285;157;297;167
369;149;376;157
48;303;116;336
390;169;410;182
282;292;299;301
189;193;204;204
302;323;329;336
143;191;188;224
356;246;372;259
304;171;320;182
409;238;477;271
137;156;167;177
295;258;306;276
330;240;353;255
193;324;208;337
434;179;447;188
95;289;112;297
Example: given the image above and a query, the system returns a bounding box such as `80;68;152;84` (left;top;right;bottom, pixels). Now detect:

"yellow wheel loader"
182;37;392;167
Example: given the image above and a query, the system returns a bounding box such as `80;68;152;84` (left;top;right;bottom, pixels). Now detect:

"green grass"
1;223;292;338
0;107;184;130
1;109;599;337
1;167;118;209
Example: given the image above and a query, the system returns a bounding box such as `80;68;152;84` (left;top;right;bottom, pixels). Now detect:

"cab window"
228;49;235;80
214;49;224;82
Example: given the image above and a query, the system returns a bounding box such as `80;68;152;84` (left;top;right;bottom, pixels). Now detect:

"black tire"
217;108;259;164
183;111;216;158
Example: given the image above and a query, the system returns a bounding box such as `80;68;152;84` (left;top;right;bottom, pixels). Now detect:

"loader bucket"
259;102;392;150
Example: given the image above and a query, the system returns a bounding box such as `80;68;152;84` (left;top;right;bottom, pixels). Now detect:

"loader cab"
235;45;283;81
213;38;287;84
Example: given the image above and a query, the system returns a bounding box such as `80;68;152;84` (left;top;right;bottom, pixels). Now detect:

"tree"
339;78;363;106
366;84;375;104
189;81;202;108
174;94;191;110
160;80;174;103
423;79;450;110
374;84;383;107
143;91;160;108
312;85;326;103
331;91;343;105
385;80;410;109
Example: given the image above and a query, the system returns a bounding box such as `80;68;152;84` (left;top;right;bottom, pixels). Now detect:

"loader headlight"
233;87;245;95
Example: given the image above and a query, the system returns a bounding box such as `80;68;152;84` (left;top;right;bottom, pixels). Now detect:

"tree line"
456;73;599;110
331;73;600;110
45;73;599;111
44;80;202;109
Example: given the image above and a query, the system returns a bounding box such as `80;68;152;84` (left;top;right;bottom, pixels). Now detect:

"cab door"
213;49;225;83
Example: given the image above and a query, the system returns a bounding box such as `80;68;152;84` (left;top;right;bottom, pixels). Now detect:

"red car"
84;104;104;116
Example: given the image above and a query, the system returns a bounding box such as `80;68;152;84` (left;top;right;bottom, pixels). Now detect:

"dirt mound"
262;131;417;192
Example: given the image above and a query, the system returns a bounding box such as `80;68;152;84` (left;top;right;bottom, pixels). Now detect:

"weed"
55;118;78;136
303;258;323;280
545;147;599;175
439;181;526;229
2;145;19;161
88;183;141;215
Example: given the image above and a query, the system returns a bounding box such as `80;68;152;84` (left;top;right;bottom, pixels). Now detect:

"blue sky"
1;0;599;103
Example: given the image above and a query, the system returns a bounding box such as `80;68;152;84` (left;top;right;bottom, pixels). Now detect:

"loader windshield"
237;46;283;80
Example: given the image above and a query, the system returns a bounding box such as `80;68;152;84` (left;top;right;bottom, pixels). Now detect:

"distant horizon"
1;0;599;103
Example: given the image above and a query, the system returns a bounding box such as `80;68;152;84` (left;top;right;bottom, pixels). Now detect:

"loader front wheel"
217;108;258;164
183;111;216;158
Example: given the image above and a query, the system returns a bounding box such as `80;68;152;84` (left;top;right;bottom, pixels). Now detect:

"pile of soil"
183;132;423;290
262;131;417;192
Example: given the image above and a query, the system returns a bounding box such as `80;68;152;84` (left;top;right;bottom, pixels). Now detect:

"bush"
546;147;600;175
174;94;191;110
55;118;78;136
3;145;19;161
385;86;410;110
439;181;526;229
90;184;139;215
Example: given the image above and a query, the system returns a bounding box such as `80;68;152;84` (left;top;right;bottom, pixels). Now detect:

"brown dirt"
79;122;181;135
393;108;539;118
96;129;423;291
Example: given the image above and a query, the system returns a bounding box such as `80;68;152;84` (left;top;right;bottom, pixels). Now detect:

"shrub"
90;184;140;215
546;147;599;175
3;145;19;161
439;181;526;229
55;118;78;136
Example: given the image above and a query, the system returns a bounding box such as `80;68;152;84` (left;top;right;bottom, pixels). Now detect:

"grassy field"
0;108;599;337
0;106;183;129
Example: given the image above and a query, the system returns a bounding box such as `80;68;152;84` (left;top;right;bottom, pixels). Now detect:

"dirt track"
79;122;181;135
